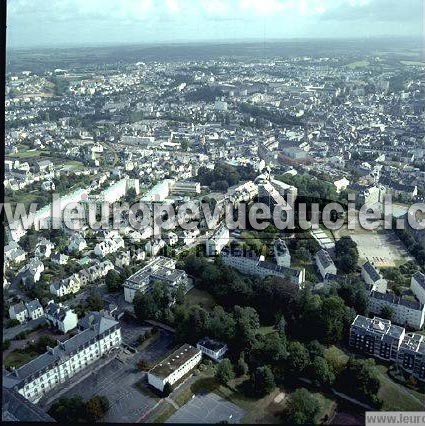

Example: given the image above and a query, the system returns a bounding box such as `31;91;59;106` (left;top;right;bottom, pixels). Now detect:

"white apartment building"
368;291;425;330
205;223;230;256
315;249;337;279
411;272;425;305
221;247;305;288
50;274;81;297
9;299;44;324
362;261;388;293
197;337;228;362
3;312;122;403
124;256;188;303
147;344;202;392
44;301;78;333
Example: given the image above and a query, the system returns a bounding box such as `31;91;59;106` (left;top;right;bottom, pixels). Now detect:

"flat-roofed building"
274;238;291;268
349;315;425;382
197;337;228;362
397;333;425;381
123;257;189;303
147;344;202;392
349;315;405;362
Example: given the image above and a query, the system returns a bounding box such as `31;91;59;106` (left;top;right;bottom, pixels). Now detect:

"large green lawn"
325;346;425;411
184;288;217;311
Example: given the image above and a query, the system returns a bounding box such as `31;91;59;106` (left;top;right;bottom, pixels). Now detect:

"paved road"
3;318;47;342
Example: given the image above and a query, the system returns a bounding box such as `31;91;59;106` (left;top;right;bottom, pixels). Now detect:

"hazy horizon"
7;0;424;49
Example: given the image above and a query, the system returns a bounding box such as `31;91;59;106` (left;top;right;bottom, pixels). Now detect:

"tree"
105;270;122;293
236;355;249;377
287;341;310;375
86;290;104;311
133;292;155;322
335;357;381;407
48;396;87;423
276;315;287;338
174;282;186;305
251;366;275;397
163;382;173;397
380;306;394;321
215;358;235;385
86;396;110;421
283;388;320;424
308;356;335;387
335;236;359;274
306;340;325;360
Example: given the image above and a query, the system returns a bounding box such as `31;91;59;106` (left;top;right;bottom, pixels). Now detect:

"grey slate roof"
2;387;55;422
362;261;382;282
413;271;425;290
3;313;119;389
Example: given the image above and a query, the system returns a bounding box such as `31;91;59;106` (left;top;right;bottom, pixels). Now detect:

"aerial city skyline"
2;0;425;425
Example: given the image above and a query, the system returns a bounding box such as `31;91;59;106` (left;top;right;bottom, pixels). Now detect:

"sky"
7;0;424;49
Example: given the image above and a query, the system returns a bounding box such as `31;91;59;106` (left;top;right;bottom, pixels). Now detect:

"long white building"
3;312;122;403
147;344;202;392
221;246;305;288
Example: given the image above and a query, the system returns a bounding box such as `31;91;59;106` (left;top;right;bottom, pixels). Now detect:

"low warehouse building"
147;344;202;392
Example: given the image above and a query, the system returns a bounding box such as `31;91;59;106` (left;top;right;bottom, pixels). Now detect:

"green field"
184;288;217;311
324;346;425;411
7;149;42;159
347;60;370;69
4;349;38;369
400;60;425;66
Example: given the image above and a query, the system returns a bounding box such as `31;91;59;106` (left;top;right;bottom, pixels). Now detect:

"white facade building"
315;249;337;279
368;291;425;330
3;312;122;403
147;344;202;392
221;247;305;288
205;223;230;256
44;301;78;333
362;261;388;293
124;257;188;303
411;272;425;305
197;337;228;362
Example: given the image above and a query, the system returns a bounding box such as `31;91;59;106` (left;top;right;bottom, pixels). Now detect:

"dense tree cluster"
334;236;359;274
133;281;186;323
276;174;339;202
182;254;355;344
48;395;110;423
394;222;425;267
283;388;320;424
197;162;257;190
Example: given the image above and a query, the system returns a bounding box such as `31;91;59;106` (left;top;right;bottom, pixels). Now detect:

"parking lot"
166;392;246;424
57;357;158;423
350;231;412;267
136;329;176;363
